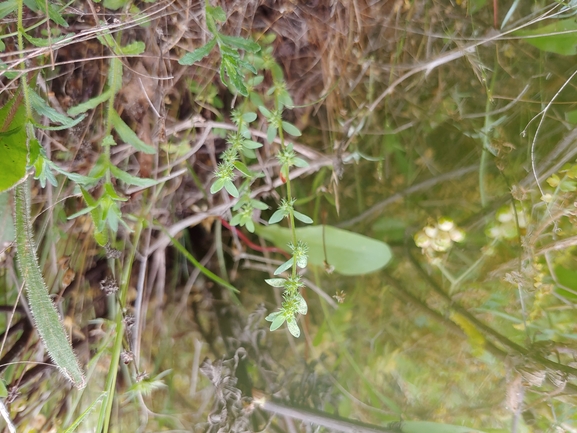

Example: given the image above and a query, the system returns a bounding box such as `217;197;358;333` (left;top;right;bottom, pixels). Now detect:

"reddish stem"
219;218;291;259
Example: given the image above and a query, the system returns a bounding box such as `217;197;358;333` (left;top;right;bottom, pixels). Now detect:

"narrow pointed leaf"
179;38;217;65
110;109;156;154
293;211;313;224
274;258;294;275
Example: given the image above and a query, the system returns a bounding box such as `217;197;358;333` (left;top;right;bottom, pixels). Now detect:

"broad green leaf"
0;98;27;193
28;87;85;128
178;38;217;65
67;89;112;116
0;0;16;20
110;109;156;154
400;421;487;433
256;225;392;276
14;181;85;388
110;165;159;188
516;19;577;56
219;34;261;53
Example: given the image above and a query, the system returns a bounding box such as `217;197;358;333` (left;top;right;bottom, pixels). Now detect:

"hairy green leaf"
14;181;85;388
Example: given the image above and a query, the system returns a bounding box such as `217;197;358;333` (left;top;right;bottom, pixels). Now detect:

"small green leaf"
219;34;261;53
274;258;294;275
293;211;313;224
210;178;225;194
286;316;300;337
179;38;217;65
233;161;253;177
230;213;242;226
207;5;226;22
242;112;257;123
268;209;285;224
224;180;239;197
245;219;255;233
120;40;145;55
281;121;301;137
270;313;286;331
242;139;263;149
293;157;309;168
265;278;286;287
251;200;268;210
266;125;277;143
110;109;156;154
258;105;272;118
296;294;307;315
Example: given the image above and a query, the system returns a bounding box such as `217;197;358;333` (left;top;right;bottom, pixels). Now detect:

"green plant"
178;4;318;338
